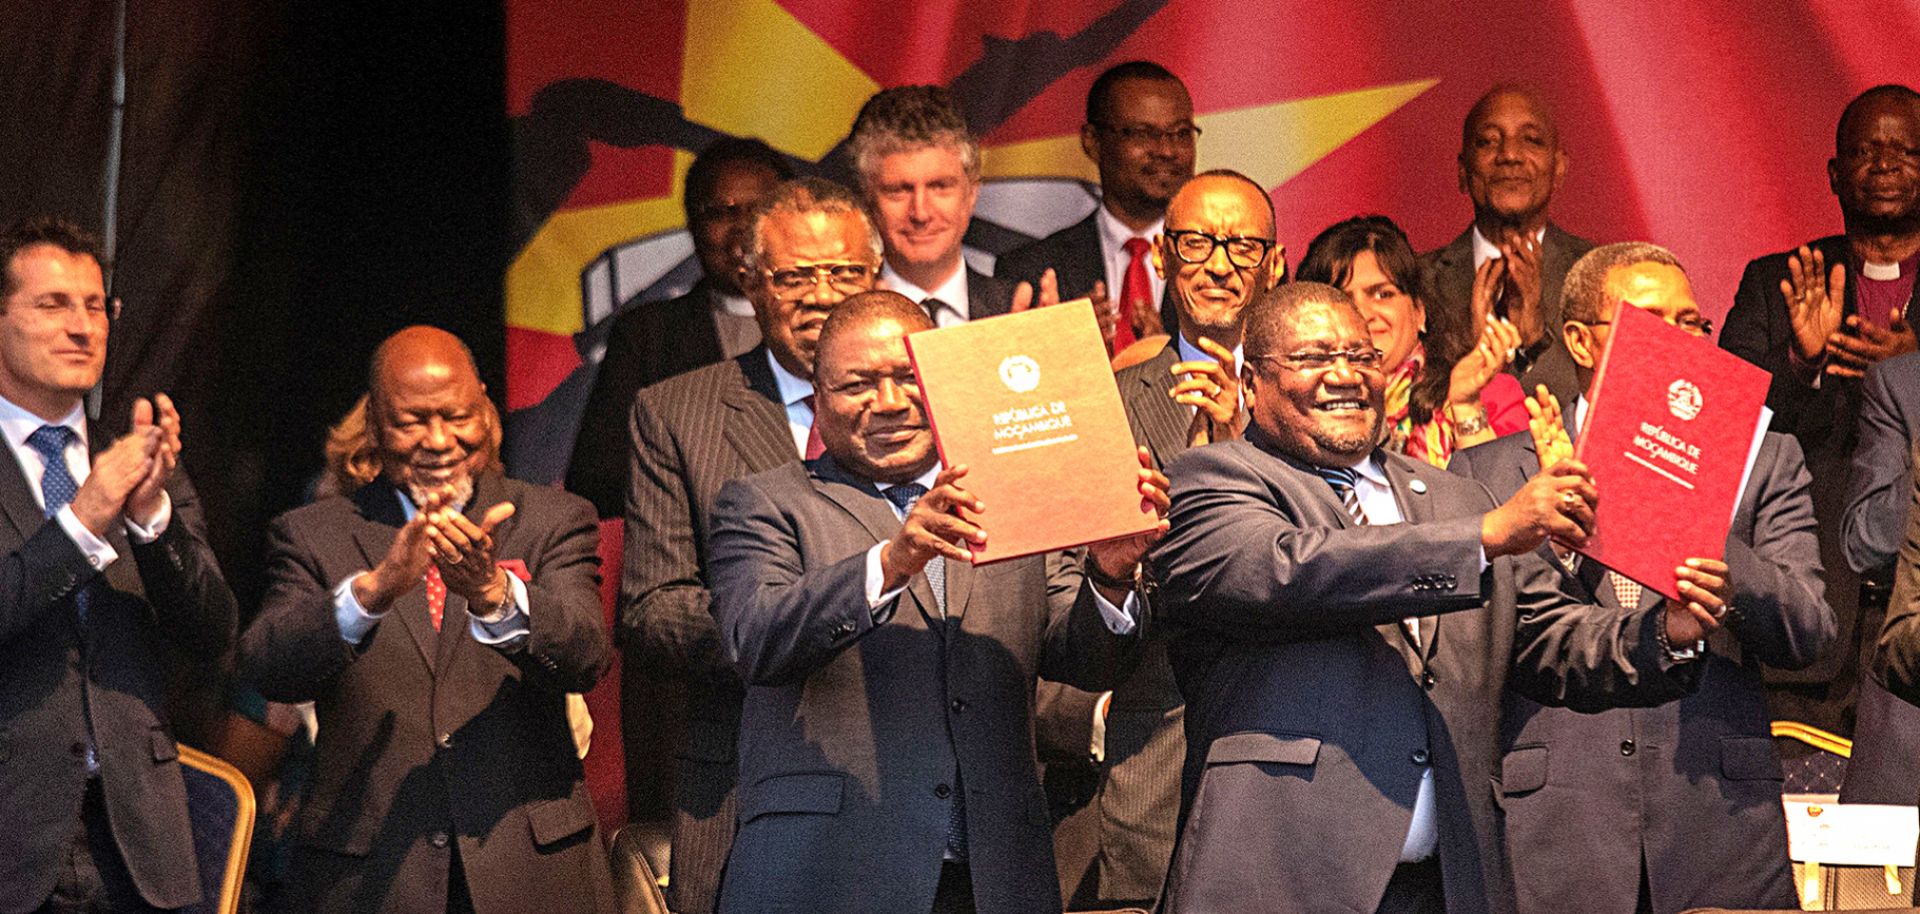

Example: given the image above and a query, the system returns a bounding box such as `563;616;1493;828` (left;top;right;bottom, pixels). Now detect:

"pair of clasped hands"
1502;387;1730;644
1781;246;1917;378
72;394;182;537
353;491;518;617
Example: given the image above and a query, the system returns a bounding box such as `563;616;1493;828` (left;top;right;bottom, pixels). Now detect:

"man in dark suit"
846;86;1020;326
567;137;793;519
1451;242;1834;914
622;177;881;914
1153;282;1721;914
706;290;1165;914
240;327;613;914
1721;84;1920;770
1039;169;1282;910
1420;85;1595;411
0;216;237;914
995;61;1197;352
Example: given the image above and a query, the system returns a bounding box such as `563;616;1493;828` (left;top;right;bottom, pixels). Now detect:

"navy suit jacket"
994;211;1178;337
707;456;1143;914
1451;429;1832;914
1150;433;1694;914
0;424;236;913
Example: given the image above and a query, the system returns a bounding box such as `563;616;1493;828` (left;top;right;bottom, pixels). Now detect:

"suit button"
1421;670;1437;690
437;733;453;750
69;741;86;757
950;699;966;714
1411;749;1429;766
836;622;856;636
1619;739;1636;757
430;832;450;848
933;783;952;799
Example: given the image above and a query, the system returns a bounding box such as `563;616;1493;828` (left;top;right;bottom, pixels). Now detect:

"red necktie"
801;394;826;460
1116;237;1152;352
424;565;446;631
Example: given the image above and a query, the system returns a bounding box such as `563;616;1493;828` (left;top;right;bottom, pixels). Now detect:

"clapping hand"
1497;229;1547;347
425;502;517;611
1825;309;1918;378
125;394;181;527
1172;336;1242;446
1781;245;1846;365
1449;318;1522;406
1524;385;1575;471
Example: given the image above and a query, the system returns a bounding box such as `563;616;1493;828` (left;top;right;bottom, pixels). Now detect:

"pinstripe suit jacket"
1038;341;1188;906
623;346;800;914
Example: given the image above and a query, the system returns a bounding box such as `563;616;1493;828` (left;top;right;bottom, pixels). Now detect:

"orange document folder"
1572;304;1770;601
904;300;1159;564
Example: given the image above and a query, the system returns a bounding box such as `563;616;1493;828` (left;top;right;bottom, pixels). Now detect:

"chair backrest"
176;743;257;914
1774;720;1851;794
610;825;671;914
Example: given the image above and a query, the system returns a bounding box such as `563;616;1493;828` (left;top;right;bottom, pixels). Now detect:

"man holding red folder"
1450;241;1834;914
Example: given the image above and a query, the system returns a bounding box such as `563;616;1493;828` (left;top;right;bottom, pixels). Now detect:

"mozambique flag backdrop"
505;0;1917;820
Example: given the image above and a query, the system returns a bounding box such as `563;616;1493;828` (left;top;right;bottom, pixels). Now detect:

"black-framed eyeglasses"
1249;347;1387;373
763;262;875;299
1579;314;1714;338
1091;122;1201;146
1163;230;1274;269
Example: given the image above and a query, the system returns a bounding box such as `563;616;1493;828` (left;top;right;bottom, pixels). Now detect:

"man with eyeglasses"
0;215;237;914
1153;280;1712;914
1451;242;1831;914
1421;84;1597;413
621;177;881;914
1723;84;1920;805
1036;169;1281;911
997;61;1198;356
569;137;793;521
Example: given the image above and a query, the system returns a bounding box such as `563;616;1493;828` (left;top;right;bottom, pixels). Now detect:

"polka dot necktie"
27;425;86;623
424;565;446;631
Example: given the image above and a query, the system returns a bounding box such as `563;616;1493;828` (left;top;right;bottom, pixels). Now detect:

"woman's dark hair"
1296;215;1476;427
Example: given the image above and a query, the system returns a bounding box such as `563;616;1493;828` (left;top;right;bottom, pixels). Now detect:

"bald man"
1421;84;1596;411
240;326;615;914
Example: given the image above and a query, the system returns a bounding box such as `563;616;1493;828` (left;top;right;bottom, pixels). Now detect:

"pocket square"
497;559;531;582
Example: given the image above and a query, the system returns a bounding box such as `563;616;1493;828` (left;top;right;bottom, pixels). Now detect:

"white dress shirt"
1470;224;1547;271
767;349;816;458
1095;204;1166;307
0;395;170;569
881;261;972;327
331;489;532;647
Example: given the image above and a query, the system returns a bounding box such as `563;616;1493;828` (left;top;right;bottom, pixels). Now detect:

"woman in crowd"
1297;214;1526;466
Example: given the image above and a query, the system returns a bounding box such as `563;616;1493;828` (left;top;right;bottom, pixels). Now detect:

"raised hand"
1172;336;1242;446
1781;245;1846;364
70;427;159;536
1449;317;1522;405
1469;256;1506;343
879;465;985;590
1481;459;1597;558
125;394;181;526
1498;229;1546;347
1083;447;1172;594
425;502;518;609
1825;308;1919;378
1524;384;1575;471
351;505;439;614
1664;557;1731;643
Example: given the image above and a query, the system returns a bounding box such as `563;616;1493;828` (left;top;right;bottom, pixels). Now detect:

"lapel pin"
1408;479;1428;494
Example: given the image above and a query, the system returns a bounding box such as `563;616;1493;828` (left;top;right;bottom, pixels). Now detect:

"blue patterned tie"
1312;464;1369;526
29;424;98;772
882;481;966;859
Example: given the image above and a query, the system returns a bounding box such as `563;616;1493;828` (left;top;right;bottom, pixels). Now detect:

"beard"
1306;410;1383;460
408;473;474;514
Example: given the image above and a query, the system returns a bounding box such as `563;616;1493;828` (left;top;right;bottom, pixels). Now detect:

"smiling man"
1421;84;1596;412
241;326;614;914
1152;281;1715;914
847;86;1019;328
706;290;1166;914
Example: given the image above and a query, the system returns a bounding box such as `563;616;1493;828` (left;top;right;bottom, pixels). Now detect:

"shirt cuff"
56;505;119;570
865;542;905;625
332;574;384;644
1093;587;1139;635
470;571;532;647
123;492;172;543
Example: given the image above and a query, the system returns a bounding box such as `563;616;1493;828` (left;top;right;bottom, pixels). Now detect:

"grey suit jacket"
240;473;614;914
0;426;236;914
1151;433;1695;914
1844;352;1920;577
707;456;1144;914
623;345;800;914
1420;223;1594;411
1451;429;1832;914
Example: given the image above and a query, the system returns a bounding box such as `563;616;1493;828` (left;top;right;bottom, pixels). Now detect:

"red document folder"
904;300;1159;564
1572;304;1770;601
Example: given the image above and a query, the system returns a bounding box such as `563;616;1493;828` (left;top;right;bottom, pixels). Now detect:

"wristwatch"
1655;615;1706;662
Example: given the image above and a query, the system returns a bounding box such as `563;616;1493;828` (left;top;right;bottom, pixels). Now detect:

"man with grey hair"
621;176;882;914
1452;241;1832;914
846;85;1019;326
1155;280;1712;914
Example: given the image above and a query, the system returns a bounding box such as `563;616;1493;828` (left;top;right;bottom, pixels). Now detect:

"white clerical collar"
765;348;813;408
1470;224;1547;269
713;289;755;317
882;261;970;321
0;395;86;454
1175;333;1242;371
1095;203;1162;255
1863;261;1903;281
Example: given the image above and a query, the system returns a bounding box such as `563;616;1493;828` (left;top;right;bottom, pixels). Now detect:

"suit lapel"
0;434;46;545
1431;229;1477;314
727;348;803;473
348;482;437;669
1127;344;1189;468
811;459;945;629
967;268;1012;321
1062;215;1103;297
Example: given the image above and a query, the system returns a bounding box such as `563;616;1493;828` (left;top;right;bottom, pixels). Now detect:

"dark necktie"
1312;464;1369;526
800;394;826;460
29;424;99;772
881;481;965;858
922;296;949;327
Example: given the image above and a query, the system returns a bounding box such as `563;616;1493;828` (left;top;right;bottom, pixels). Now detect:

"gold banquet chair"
177;743;256;914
